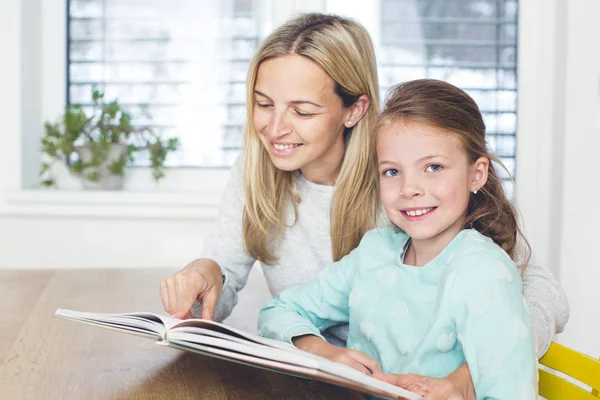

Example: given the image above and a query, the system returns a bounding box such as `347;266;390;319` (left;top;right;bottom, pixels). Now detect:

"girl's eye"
426;164;443;173
383;169;399;177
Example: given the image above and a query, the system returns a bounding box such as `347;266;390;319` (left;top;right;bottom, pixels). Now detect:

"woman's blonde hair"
242;13;381;264
375;79;531;268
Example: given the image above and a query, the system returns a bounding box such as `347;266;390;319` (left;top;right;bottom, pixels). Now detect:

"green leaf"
70;160;84;175
152;168;165;182
104;101;120;119
167;137;180;151
86;171;100;182
108;156;127;176
39;162;51;174
92;89;104;103
41;179;56;187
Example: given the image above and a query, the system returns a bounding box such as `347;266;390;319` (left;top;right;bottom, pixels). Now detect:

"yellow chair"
538;342;600;399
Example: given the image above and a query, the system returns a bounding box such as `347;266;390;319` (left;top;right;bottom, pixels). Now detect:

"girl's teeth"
406;208;432;217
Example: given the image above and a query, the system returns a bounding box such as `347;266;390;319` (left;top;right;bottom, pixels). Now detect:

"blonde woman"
160;13;568;399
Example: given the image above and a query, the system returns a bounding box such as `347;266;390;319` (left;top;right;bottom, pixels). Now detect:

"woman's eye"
383;169;399;177
295;110;315;117
426;164;443;173
256;102;271;109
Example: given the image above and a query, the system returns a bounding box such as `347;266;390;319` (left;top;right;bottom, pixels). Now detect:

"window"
67;0;518;196
378;0;518;196
68;0;258;167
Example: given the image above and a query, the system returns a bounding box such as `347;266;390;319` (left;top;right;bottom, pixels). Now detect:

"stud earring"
472;189;478;194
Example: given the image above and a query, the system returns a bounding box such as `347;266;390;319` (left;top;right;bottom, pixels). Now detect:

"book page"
170;318;315;355
54;309;169;338
167;331;321;369
166;337;421;400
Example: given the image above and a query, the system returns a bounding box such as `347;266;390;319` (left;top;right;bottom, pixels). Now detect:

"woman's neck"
300;159;341;186
299;138;344;185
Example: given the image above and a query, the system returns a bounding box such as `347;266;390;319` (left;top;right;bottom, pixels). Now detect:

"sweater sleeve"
191;155;256;322
258;247;358;345
520;264;570;357
449;256;538;400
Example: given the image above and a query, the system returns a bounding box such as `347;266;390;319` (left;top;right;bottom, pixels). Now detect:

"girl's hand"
372;373;466;400
160;259;223;320
293;335;382;375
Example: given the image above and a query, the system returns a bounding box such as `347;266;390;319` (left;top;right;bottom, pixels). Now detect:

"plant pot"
75;143;127;190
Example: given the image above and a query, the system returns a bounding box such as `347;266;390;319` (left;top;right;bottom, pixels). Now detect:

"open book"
54;309;421;400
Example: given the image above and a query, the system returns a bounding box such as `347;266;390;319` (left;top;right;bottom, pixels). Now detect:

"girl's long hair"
243;13;381;264
375;79;531;268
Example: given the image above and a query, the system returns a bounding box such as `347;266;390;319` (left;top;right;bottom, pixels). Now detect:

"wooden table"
0;269;356;400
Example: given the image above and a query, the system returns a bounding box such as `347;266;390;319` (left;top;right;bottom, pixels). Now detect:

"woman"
160;13;568;399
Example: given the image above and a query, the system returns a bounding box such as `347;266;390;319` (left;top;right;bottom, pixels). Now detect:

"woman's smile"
270;141;304;156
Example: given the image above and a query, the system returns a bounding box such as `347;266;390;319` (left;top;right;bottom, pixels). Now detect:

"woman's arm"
189;156;257;321
520;264;570;357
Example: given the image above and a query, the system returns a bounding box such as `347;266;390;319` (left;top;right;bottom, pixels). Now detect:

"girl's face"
377;120;484;248
253;55;355;184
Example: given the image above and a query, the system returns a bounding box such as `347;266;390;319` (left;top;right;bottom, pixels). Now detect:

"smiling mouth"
401;207;437;217
273;143;302;150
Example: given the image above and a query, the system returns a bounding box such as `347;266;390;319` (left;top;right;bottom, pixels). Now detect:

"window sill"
1;189;222;219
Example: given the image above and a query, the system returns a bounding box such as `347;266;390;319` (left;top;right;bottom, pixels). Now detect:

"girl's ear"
343;94;370;128
471;156;489;192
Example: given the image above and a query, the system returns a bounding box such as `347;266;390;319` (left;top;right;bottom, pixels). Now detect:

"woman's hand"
293;335;382;375
372;373;465;400
160;259;223;320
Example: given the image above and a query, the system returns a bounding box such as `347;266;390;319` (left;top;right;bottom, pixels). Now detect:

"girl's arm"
258;247;358;344
520;264;570;357
258;249;385;374
450;255;538;399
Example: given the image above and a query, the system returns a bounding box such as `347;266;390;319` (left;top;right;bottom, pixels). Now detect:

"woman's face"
252;55;353;184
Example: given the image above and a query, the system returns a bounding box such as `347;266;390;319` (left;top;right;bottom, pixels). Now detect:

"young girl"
258;79;538;399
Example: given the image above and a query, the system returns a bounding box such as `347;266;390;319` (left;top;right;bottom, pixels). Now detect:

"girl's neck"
404;241;443;267
403;220;466;267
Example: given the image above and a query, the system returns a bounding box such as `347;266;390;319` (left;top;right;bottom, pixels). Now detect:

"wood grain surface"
0;269;359;400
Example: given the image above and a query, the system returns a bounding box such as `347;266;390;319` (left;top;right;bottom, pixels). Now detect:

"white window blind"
68;0;258;167
68;0;518;191
379;0;518;196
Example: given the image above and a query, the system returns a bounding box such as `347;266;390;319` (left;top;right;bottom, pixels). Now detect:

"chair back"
538;342;600;399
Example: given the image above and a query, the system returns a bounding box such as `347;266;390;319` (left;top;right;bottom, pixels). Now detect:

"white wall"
517;0;600;358
553;0;600;358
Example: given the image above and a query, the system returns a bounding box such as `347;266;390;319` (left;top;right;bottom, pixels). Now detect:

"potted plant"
39;89;180;190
